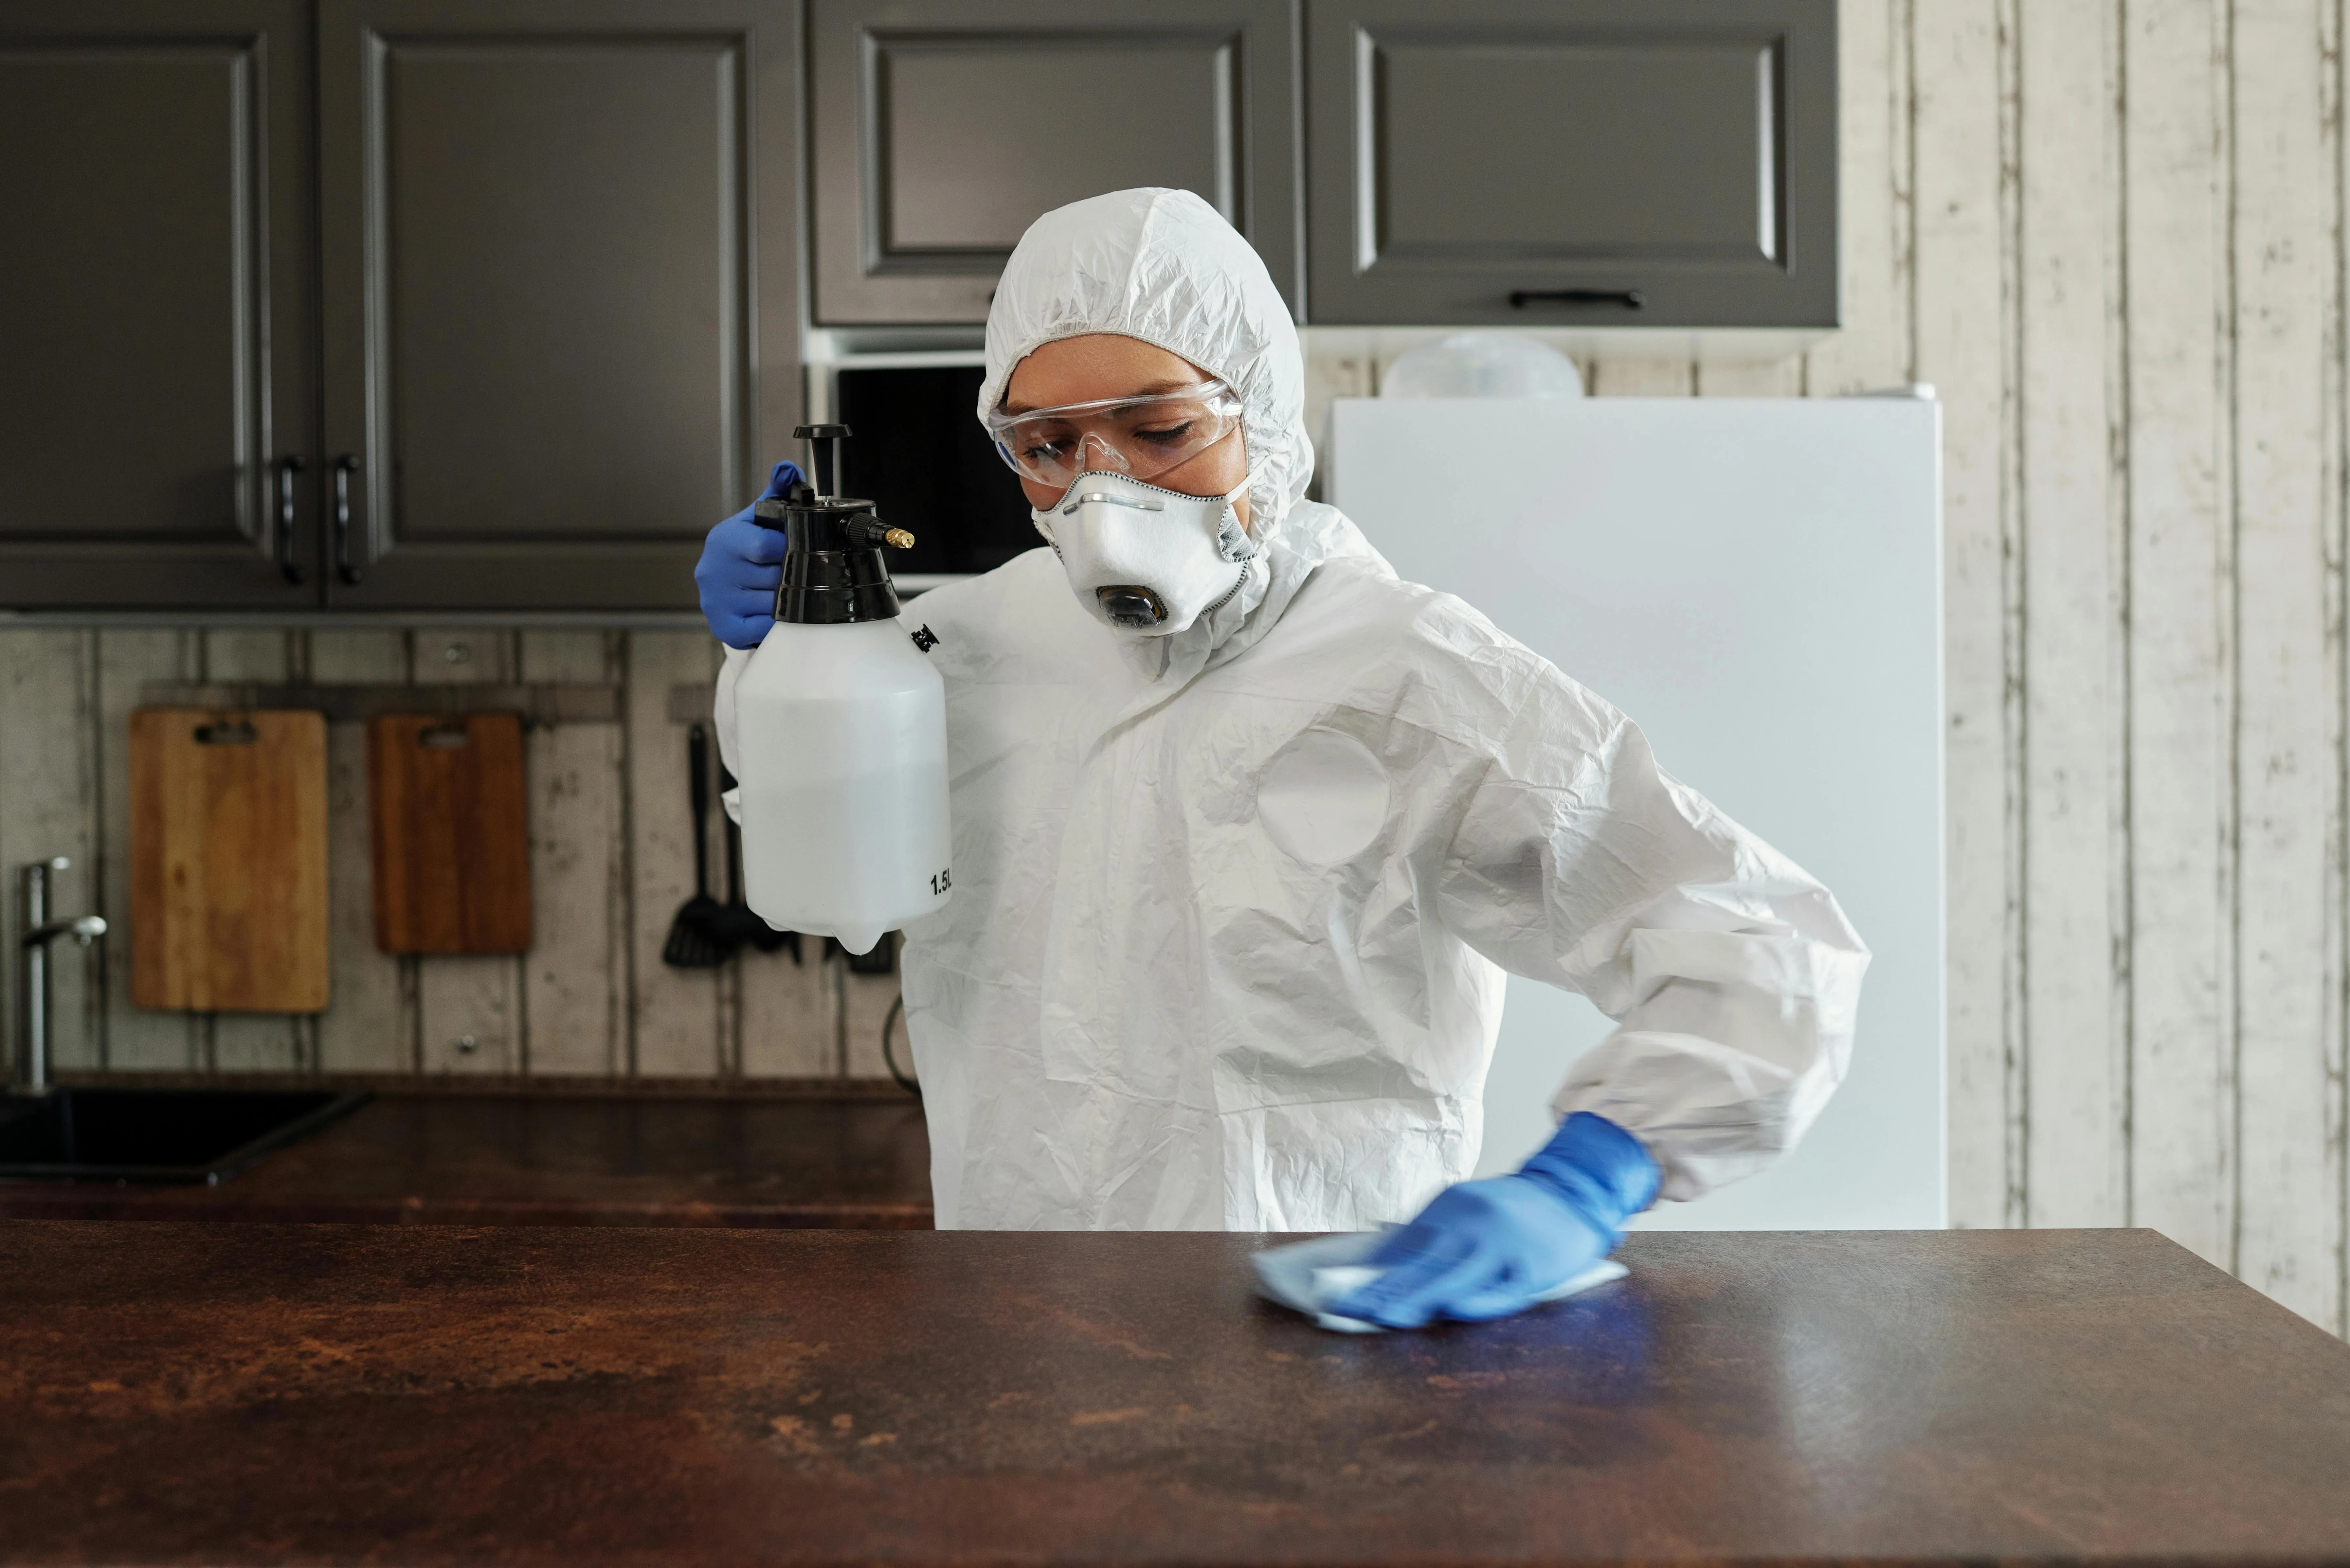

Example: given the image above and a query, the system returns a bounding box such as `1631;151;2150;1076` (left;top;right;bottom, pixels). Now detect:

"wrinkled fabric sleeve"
1430;663;1870;1204
713;645;753;824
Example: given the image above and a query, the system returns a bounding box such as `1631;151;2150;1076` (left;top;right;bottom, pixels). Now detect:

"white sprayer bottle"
734;424;950;955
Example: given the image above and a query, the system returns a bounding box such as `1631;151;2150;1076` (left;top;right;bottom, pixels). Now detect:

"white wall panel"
1913;0;2015;1232
2123;0;2236;1271
2229;0;2345;1330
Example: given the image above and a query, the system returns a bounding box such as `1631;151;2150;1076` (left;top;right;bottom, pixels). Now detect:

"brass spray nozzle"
843;516;917;551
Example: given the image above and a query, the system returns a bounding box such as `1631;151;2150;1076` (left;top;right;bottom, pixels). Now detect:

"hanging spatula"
661;724;732;969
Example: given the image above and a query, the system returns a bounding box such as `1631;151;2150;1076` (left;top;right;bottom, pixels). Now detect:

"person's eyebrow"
1000;377;1209;416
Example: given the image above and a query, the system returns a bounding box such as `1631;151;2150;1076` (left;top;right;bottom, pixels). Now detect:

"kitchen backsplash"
0;624;899;1081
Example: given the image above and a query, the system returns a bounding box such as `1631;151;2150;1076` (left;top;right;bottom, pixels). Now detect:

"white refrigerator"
1328;394;1945;1231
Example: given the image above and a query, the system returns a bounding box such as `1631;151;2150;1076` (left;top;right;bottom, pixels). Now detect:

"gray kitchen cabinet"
1305;0;1838;328
316;0;801;608
0;0;321;608
809;0;1298;324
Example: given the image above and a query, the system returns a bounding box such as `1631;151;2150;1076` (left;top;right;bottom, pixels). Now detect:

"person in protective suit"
700;188;1869;1330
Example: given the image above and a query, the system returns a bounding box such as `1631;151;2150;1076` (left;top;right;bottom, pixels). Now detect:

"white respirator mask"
1033;468;1257;638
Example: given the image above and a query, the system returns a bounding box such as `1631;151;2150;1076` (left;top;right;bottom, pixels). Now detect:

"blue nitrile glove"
696;461;804;649
1327;1112;1660;1330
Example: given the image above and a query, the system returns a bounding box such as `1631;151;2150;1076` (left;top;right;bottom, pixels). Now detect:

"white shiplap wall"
0;0;2343;1333
0;627;907;1085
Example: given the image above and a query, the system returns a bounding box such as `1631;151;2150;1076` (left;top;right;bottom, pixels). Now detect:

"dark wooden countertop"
0;1088;932;1228
4;1223;2347;1566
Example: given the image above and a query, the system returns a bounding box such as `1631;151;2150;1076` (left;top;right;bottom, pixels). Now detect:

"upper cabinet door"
1306;0;1837;327
0;0;319;608
316;0;799;609
811;0;1299;324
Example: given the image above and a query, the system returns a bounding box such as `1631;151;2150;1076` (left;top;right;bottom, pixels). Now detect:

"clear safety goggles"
985;380;1245;489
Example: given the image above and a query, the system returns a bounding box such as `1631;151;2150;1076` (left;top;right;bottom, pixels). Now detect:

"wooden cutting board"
367;712;532;954
129;709;331;1012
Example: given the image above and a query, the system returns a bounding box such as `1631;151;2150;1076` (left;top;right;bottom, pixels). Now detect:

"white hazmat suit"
718;188;1869;1231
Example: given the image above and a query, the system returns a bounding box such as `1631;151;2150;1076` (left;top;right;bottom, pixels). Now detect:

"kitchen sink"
0;1088;371;1184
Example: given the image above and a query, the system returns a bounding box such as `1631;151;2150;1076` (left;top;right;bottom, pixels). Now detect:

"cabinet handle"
274;455;307;584
331;454;365;585
1508;288;1646;310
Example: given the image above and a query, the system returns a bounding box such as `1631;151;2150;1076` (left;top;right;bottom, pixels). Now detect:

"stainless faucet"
18;858;105;1096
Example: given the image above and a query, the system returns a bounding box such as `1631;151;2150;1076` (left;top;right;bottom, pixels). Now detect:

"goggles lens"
988;381;1244;488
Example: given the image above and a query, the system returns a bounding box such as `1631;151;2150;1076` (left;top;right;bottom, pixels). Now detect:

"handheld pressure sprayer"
732;424;952;956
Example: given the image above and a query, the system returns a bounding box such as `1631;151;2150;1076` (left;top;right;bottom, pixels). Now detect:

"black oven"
833;365;1041;580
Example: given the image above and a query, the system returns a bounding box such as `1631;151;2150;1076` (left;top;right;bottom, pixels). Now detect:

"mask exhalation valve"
1097;586;1169;628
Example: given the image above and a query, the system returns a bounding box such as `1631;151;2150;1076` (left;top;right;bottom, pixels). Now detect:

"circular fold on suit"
1256;729;1392;868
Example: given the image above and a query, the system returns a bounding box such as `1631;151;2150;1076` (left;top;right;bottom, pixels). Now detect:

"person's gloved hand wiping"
1326;1112;1659;1329
695;461;804;649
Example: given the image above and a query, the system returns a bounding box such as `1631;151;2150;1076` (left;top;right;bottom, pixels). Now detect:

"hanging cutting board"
129;709;331;1012
367;712;532;954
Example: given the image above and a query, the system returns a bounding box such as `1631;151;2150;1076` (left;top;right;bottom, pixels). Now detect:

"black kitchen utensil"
713;763;797;962
660;724;732;969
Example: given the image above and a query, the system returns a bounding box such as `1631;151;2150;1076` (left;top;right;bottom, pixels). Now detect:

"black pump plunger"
752;424;917;625
799;422;851;498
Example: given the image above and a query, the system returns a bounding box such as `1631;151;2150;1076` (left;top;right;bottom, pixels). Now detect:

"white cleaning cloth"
1251;1229;1629;1334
